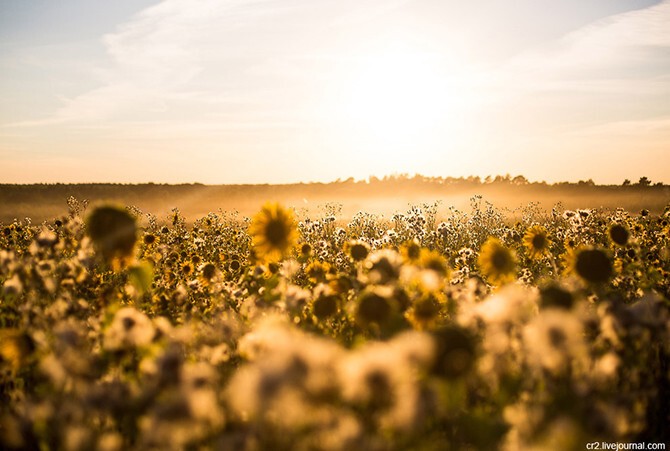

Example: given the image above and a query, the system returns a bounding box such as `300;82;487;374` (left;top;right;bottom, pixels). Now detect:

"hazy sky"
1;0;669;184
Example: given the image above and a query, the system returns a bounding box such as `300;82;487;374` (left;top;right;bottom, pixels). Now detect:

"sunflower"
523;225;552;260
181;262;194;276
312;286;340;320
477;237;517;286
406;290;443;330
248;203;298;262
345;240;370;262
608;224;629;247
400;240;421;262
200;262;217;281
565;247;612;284
305;260;330;284
299;242;312;257
356;287;395;327
539;283;574;310
418;248;449;277
86;205;137;267
430;326;476;379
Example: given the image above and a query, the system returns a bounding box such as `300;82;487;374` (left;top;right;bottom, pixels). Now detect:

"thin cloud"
4;0;411;130
500;0;670;89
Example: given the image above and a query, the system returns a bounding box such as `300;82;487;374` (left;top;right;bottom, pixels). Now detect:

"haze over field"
2;178;668;224
2;0;670;185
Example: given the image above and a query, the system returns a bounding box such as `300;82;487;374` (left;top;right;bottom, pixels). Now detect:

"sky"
1;0;669;185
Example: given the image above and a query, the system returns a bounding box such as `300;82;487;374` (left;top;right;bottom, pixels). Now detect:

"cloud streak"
5;0;415;131
500;0;670;90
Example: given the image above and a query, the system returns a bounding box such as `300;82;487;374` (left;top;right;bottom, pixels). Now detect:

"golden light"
342;50;447;141
320;42;473;175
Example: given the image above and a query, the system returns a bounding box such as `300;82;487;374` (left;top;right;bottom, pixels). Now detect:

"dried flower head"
86;205;137;266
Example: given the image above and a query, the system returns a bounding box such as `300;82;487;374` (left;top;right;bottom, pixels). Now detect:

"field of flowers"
1;196;669;450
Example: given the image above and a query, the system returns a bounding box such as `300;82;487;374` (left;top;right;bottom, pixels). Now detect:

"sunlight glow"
344;51;448;139
321;42;473;173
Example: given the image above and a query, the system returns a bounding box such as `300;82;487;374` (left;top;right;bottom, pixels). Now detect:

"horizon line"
0;174;667;187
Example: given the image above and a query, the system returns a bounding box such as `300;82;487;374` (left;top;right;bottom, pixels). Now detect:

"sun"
343;50;447;141
320;42;469;175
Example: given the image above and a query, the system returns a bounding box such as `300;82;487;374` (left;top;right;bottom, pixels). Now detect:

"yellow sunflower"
478;237;517;286
400;239;422;262
418;248;449;277
406;289;444;330
249;202;298;262
523;225;552;260
305;260;331;284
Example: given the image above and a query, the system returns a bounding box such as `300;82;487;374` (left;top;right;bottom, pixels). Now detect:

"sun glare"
343;51;447;139
321;42;472;174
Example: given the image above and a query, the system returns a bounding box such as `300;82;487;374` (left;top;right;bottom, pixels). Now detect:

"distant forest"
1;174;669;223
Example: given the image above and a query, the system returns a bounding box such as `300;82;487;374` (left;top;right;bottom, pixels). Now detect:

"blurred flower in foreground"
104;307;155;351
523;309;588;375
86;205;137;267
0;329;34;373
249;203;298;262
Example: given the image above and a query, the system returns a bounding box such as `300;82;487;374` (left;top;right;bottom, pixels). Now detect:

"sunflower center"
609;225;629;246
492;249;512;271
313;295;338;319
414;295;440;320
350;243;369;261
532;234;547;249
265;219;288;247
358;292;391;324
575;249;612;283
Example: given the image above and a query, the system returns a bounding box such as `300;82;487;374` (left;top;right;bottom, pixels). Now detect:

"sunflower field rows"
1;197;669;450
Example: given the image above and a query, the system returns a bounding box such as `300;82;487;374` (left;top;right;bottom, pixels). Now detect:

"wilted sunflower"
356;287;395;327
86;205;137;267
400;240;421;262
566;247;613;284
478;237;517;285
608;224;629;247
430;326;476;379
249;203;298;262
345;240;370;262
523;225;552;259
312;287;340;320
